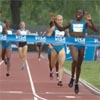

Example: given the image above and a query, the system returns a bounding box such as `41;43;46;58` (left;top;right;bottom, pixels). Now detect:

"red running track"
0;52;100;100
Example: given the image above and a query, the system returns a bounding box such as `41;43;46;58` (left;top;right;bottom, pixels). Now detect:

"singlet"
2;28;12;35
52;26;66;37
52;26;66;46
18;29;28;35
0;21;3;34
2;28;13;43
70;19;87;34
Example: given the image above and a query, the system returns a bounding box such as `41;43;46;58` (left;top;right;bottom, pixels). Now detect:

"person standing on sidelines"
47;15;69;86
1;19;13;76
16;21;30;70
55;9;97;93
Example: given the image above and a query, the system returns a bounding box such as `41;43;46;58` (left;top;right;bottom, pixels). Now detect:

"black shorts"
18;42;27;47
37;43;42;47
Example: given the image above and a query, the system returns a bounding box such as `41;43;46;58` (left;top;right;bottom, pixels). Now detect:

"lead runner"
55;9;97;93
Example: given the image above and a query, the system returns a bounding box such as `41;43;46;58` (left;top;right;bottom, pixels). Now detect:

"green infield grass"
65;61;100;89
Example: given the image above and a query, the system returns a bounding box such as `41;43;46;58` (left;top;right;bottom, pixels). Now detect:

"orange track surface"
0;52;100;100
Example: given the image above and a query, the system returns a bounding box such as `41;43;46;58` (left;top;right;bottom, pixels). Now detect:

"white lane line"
45;92;75;95
26;60;47;100
65;96;76;99
0;60;4;66
46;92;83;95
34;97;38;100
0;90;23;94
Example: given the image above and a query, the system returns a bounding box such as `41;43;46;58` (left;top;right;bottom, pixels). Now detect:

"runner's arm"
86;20;97;32
46;26;55;36
16;30;20;35
66;29;70;37
55;21;71;31
27;30;31;35
3;23;8;34
85;12;97;32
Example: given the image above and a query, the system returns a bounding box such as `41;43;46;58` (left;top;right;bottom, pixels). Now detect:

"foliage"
65;61;100;89
0;0;100;27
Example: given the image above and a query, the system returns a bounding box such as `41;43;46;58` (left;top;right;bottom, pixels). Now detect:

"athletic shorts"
48;48;51;55
37;43;42;47
2;41;11;50
53;45;64;54
18;42;27;47
74;45;85;50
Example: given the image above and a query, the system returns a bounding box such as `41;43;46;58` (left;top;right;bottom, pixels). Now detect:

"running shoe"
4;58;8;65
74;84;79;94
6;73;10;77
56;73;59;80
50;72;53;80
21;66;25;71
68;78;74;87
38;58;41;61
57;81;63;86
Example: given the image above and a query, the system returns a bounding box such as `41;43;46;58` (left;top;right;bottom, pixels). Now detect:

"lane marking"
34;97;38;100
46;92;83;95
64;69;100;96
45;92;75;94
0;90;23;94
26;60;47;100
0;60;4;66
65;96;76;99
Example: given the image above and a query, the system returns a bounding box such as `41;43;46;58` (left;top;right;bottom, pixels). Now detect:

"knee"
19;54;26;59
19;55;23;59
51;63;55;68
5;57;10;63
76;66;81;71
59;63;64;70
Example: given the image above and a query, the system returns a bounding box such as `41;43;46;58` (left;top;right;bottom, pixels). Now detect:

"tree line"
0;0;99;30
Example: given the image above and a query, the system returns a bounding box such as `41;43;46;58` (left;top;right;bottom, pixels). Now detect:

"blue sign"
0;34;99;61
65;46;96;61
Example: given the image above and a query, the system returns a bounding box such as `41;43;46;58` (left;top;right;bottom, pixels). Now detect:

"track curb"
64;69;100;96
41;53;100;96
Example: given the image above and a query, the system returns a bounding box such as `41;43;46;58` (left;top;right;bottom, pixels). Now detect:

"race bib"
7;30;12;35
55;30;65;37
20;30;27;35
73;24;83;32
0;25;3;33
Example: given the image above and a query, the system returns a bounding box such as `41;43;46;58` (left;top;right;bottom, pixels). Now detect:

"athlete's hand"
15;42;18;46
84;12;92;21
51;17;55;22
48;45;53;50
50;12;55;22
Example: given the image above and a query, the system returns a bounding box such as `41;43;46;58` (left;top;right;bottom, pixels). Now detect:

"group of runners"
0;20;31;76
0;9;97;94
46;9;97;94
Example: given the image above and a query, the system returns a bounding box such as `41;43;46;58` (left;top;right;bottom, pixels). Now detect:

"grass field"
64;61;100;89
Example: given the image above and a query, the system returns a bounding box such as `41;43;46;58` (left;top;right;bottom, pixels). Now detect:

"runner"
0;11;3;59
16;21;30;70
1;19;13;76
55;9;97;93
47;14;59;80
36;32;43;61
47;15;69;86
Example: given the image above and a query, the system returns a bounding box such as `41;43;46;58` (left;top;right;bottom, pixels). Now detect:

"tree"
10;0;22;29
